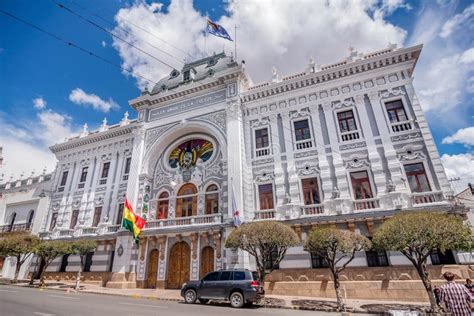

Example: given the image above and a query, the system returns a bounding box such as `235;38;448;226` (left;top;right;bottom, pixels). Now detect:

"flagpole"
234;25;237;61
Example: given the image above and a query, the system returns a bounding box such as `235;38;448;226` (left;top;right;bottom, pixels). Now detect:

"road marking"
34;312;56;316
0;289;18;293
118;302;168;309
47;295;80;300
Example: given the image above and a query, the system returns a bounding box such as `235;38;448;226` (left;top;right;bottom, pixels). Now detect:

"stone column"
281;111;302;205
269;113;285;207
190;233;199;280
213;231;223;270
156;236;167;288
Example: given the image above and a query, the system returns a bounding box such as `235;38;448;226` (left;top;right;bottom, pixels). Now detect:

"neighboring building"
34;44;467;298
0;171;52;279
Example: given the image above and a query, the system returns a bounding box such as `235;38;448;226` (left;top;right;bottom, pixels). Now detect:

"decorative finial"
102;117;107;126
271;66;279;83
124;111;129;120
100;117;109;132
80;123;89;137
120;111;130;126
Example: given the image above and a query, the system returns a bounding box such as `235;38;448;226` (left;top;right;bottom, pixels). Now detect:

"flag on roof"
122;198;146;242
207;19;233;41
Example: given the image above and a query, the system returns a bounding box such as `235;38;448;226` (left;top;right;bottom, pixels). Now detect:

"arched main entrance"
167;241;190;289
200;246;214;279
147;249;159;288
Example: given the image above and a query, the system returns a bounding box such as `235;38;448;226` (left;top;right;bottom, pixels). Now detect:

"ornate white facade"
25;44;464;288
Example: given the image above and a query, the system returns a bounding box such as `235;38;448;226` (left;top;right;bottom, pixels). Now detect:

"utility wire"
51;0;177;70
0;9;158;86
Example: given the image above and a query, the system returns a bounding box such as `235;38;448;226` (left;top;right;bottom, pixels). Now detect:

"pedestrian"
465;279;474;295
439;272;472;316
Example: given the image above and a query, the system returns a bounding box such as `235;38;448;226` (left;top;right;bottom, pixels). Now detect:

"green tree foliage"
304;227;371;311
0;231;40;282
69;239;97;290
33;240;72;286
225;221;299;286
372;212;473;313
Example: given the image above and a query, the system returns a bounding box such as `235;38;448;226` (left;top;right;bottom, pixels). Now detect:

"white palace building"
1;44;470;299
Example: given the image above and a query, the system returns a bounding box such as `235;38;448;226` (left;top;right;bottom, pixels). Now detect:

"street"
0;285;330;316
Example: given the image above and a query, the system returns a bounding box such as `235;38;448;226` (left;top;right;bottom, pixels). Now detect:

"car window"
219;271;232;281
233;271;246;281
203;272;220;281
251;271;260;281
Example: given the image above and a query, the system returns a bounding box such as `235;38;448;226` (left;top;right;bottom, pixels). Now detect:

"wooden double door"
167;242;190;289
146;249;159;288
200;246;214;279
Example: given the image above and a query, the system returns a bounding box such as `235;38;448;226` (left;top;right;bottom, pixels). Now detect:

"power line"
51;0;177;70
0;9;158;86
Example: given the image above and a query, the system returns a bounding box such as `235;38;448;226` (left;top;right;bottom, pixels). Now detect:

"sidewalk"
8;280;430;314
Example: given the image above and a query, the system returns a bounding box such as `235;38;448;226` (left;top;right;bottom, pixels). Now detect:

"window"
116;203;124;225
255;128;269;149
258;184;274;210
124;157;131;175
26;210;35;230
337;110;357;132
80;167;88;183
310;252;329;268
203;271;220;281
294;119;311;141
219;271;232;281
205;185;219;214
385;100;408;123
302;178;321;205
366;250;389;267
92;207;102;227
50;213;58;231
430;249;456;265
232;271;246;281
404;163;431;193
101;162;110;179
177;184;197;217
70;210;79;229
157;192;169;219
60;171;68;187
183;70;191;81
350;171;373;200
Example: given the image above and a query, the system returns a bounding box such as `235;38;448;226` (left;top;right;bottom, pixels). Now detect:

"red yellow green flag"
122;198;146;241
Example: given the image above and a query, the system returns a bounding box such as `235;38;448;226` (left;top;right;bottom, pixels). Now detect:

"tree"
304;227;371;311
33;240;72;287
372;212;473;313
0;231;40;282
225;221;299;287
69;239;97;290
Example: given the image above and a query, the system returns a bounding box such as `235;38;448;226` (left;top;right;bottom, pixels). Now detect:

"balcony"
301;204;325;216
254;209;276;220
353;198;380;211
412;191;445;205
391;121;412;133
81;227;98;235
341;131;360;142
38;231;52;239
255;147;271;157
122;174;129;181
99;179;107;185
0;223;32;232
58;229;74;237
144;214;223;230
295;139;313;150
106;225;121;233
78;183;85;189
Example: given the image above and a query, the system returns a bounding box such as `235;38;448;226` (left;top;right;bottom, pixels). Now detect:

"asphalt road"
0;284;334;316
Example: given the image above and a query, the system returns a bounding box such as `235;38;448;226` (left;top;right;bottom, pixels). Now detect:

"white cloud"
33;97;46;110
442;126;474;147
101;40;107;48
441;153;474;194
112;0;407;89
440;4;474;38
69;88;119;113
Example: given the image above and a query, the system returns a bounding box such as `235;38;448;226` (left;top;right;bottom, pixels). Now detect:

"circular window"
168;139;214;169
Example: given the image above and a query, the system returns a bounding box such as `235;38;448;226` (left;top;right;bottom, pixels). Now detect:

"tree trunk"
39;261;50;287
332;270;345;312
13;255;21;283
415;263;439;313
75;256;83;290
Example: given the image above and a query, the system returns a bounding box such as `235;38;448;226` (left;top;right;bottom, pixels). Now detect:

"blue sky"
0;0;473;191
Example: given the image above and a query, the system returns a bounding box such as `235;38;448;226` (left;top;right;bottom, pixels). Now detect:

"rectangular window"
60;171;68;187
294;119;311;141
183;70;190;81
232;271;246;281
92;207;102;227
350;171;373;200
80;167;88;183
302;178;321;205
337;110;357;132
124;157;131;175
404;163;431;193
49;213;58;231
70;210;79;229
219;271;232;281
258;184;274;210
255;128;269;149
310;252;329;268
116;203;124;225
366;250;389;267
385;100;408;123
101;162;110;179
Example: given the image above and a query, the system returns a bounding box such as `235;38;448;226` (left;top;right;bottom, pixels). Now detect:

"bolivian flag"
122;198;146;242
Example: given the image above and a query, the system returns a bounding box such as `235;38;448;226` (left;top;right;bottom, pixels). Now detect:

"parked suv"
181;269;264;308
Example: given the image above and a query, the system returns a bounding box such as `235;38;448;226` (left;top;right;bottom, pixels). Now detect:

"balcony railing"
254;209;276;220
99;179;107;185
255;147;271;157
58;229;74;237
412;191;445;205
301;204;325;216
391;121;412;133
353;198;380;211
81;227;98;235
78;183;85;189
341;131;360;142
144;214;223;230
295;139;313;150
39;231;52;238
0;223;32;232
106;225;121;233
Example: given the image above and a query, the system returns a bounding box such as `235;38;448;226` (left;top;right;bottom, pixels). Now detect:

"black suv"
180;269;264;308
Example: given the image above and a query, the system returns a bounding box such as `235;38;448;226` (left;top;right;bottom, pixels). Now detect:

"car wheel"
184;289;197;304
229;292;244;308
198;298;209;304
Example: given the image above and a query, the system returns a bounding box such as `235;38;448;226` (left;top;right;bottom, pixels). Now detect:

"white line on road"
0;289;18;293
118;302;168;309
34;312;56;316
47;295;80;300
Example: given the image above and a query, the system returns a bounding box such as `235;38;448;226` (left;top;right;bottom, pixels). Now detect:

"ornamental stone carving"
333;99;355;109
339;141;367;151
289;107;311;119
391;132;422;142
379;87;406;99
254;169;275;183
94;195;105;206
344;153;370;169
52;201;61;211
250;117;270;128
296;160;320;176
145;124;174;151
197;110;227;132
101;153;112;162
80;158;90;166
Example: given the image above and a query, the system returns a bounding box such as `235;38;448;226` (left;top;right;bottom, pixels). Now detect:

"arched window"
8;213;16;231
27;210;35;230
176;184;197;217
205;185;219;214
157;192;169;219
